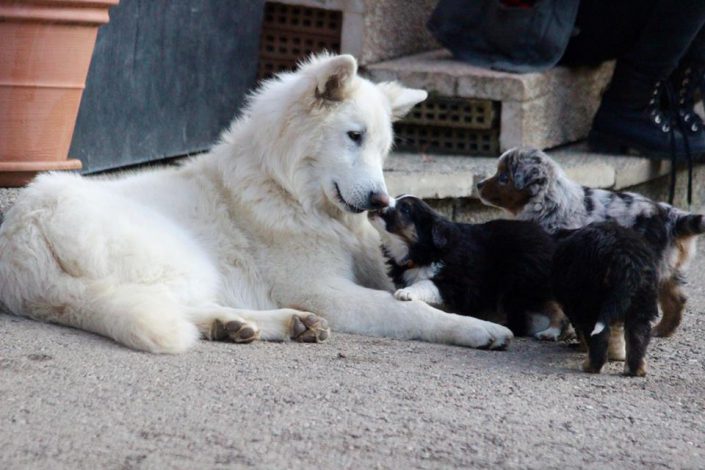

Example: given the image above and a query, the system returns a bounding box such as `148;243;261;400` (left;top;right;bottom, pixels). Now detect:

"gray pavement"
1;191;705;469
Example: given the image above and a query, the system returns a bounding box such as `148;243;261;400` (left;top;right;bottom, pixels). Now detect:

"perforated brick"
404;95;497;130
258;2;342;80
394;123;499;156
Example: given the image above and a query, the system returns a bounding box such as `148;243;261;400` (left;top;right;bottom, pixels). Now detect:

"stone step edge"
365;49;615;103
384;146;673;200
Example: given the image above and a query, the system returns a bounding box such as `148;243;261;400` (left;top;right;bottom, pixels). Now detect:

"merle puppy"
478;147;704;338
552;222;659;376
368;195;564;339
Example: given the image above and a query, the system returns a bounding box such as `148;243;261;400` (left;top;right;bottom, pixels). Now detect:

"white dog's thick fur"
0;54;512;353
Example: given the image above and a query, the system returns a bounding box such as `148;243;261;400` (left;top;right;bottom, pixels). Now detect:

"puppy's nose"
476;181;485;190
368;191;390;210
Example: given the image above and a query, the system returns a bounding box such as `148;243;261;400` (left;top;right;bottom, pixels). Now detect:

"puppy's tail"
673;213;705;238
591;269;641;337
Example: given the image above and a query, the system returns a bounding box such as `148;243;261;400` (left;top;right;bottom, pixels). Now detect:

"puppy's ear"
511;148;549;195
377;82;428;121
311;54;357;102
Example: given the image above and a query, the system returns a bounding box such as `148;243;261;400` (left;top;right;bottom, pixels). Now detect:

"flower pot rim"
0;0;120;25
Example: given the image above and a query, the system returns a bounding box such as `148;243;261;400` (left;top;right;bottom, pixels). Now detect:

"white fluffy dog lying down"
0;54;513;353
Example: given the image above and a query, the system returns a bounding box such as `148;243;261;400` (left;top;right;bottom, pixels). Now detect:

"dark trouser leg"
560;0;654;67
563;0;705;78
624;1;705;79
682;21;705;65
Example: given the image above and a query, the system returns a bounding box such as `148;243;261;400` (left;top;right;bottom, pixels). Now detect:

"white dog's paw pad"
210;319;260;343
394;288;416;301
226;320;260;343
291;313;330;343
534;326;561;342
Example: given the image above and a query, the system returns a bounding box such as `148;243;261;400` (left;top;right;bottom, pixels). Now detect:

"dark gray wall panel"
70;0;264;173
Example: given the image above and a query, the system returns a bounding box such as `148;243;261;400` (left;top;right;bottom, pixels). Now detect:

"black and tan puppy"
478;147;704;338
368;195;565;338
552;222;659;376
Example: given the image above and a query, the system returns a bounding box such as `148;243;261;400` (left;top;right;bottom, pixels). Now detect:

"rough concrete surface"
1;185;705;469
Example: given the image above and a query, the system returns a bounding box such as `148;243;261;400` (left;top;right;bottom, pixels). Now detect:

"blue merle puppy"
553;222;659;376
368;195;565;339
478;147;705;338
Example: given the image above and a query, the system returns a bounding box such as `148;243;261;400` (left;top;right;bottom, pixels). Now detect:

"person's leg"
588;0;705;172
670;26;705;157
560;0;653;67
682;26;705;66
624;1;705;79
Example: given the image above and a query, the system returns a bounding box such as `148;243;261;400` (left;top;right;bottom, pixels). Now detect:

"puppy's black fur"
552;222;659;376
370;196;556;336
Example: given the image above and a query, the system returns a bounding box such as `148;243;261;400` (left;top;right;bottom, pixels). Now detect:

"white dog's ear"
312;54;357;102
378;82;428;121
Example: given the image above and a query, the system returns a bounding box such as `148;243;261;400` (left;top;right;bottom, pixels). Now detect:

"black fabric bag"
427;0;580;73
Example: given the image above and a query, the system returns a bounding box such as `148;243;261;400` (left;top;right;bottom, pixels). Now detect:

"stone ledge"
384;143;672;199
0;147;685;217
366;50;614;151
366;50;614;102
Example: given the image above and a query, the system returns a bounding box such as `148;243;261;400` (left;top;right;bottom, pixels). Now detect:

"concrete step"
2;146;701;222
272;0;439;65
366;50;614;153
384;143;705;222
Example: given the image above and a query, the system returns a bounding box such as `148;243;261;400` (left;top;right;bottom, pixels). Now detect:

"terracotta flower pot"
0;0;119;186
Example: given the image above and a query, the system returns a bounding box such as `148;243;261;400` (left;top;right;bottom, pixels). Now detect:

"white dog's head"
238;53;427;215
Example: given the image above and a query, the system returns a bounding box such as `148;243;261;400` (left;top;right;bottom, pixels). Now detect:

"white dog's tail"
72;282;200;354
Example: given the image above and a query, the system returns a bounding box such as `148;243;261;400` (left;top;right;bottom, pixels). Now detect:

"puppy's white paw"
534;326;561;341
394;288;416;301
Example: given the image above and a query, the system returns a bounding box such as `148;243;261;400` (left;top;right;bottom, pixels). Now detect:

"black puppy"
552;222;659;376
368;195;564;338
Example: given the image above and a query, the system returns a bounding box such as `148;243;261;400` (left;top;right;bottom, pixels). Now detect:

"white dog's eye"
347;130;363;144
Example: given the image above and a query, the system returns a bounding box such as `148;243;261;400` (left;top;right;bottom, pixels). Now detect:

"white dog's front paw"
534;326;561;342
394;288;416;301
455;319;513;350
484;322;513;350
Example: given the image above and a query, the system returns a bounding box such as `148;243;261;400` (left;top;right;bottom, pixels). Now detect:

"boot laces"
663;80;693;208
677;66;704;134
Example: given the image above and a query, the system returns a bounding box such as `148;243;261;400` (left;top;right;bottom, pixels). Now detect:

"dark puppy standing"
477;147;705;338
370;195;659;376
552;222;659;376
368;195;564;339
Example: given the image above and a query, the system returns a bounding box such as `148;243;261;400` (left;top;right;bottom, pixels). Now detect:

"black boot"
589;63;692;158
589;62;697;205
669;61;705;157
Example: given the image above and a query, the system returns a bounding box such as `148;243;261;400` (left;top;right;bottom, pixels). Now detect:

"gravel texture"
1;190;704;469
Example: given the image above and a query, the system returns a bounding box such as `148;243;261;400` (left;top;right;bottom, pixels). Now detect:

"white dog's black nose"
368;191;390;210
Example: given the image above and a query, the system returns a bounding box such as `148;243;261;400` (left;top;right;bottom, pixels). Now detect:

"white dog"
0;54;512;353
